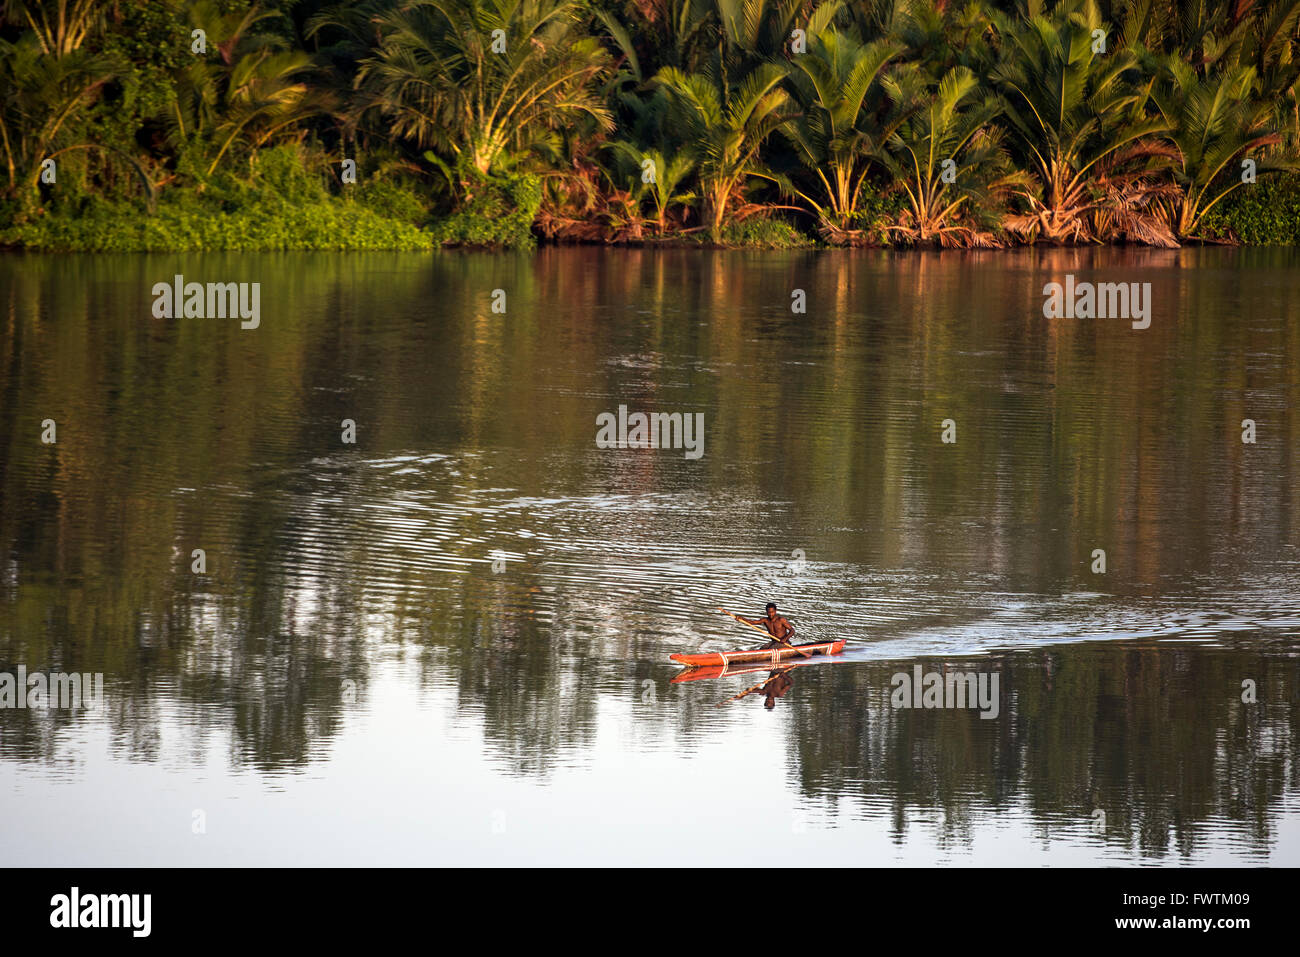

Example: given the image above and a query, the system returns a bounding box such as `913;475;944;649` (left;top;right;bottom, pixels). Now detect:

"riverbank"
4;151;1299;253
6;177;1299;252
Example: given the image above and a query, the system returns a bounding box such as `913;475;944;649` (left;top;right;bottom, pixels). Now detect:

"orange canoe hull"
669;639;846;669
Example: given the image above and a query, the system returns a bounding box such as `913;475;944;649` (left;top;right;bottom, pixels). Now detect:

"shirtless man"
738;603;796;648
762;670;795;709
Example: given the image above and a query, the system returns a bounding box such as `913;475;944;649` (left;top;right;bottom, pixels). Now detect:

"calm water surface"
1;247;1298;865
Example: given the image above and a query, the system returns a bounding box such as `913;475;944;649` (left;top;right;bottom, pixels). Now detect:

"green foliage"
1152;58;1284;237
354;178;431;226
0;140;439;251
715;217;815;248
1;193;434;251
850;188;909;245
782;28;902;235
990;1;1169;244
250;144;328;202
4;0;1300;249
351;0;611;180
655;61;794;239
429;173;543;249
1201;173;1300;244
870;65;1019;246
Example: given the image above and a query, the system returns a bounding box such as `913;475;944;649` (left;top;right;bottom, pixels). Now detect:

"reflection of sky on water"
2;654;1292;866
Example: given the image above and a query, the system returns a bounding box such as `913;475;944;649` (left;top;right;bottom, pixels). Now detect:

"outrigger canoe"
670;639;846;669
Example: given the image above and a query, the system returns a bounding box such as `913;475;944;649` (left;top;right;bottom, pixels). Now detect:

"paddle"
716;666;795;707
716;607;811;658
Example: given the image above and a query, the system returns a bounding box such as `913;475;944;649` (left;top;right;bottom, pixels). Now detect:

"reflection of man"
762;670;794;710
737;602;795;648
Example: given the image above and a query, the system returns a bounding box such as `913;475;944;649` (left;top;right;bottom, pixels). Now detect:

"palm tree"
655;60;794;240
0;33;117;195
783;27;902;242
0;0;105;58
601;0;716;75
1245;0;1300;149
992;2;1170;243
354;0;612;192
607;140;697;234
1153;58;1288;238
873;0;1001;77
1208;0;1300;152
869;65;1021;246
715;0;842;64
170;2;325;176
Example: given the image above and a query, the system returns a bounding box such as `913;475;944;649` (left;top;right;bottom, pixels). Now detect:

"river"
1;247;1297;864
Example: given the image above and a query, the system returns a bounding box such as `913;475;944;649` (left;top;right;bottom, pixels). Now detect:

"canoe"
670;639;846;669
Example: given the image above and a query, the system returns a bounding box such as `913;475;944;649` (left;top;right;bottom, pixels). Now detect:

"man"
738;602;796;649
761;670;795;710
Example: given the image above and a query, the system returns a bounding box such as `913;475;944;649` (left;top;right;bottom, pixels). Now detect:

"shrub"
851;189;910;246
250;145;328;204
354;179;430;226
429;173;543;249
0;194;433;252
1200;173;1300;245
716;218;815;248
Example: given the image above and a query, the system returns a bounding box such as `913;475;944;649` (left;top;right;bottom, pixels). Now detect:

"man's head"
765;602;777;616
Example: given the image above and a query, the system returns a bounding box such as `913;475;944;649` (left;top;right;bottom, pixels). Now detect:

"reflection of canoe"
669;639;846;669
671;653;837;684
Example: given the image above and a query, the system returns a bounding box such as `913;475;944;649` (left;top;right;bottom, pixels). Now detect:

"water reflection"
725;667;797;710
672;655;828;710
0;248;1297;863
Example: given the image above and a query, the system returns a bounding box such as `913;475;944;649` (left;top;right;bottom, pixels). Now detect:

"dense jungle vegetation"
3;0;1300;249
